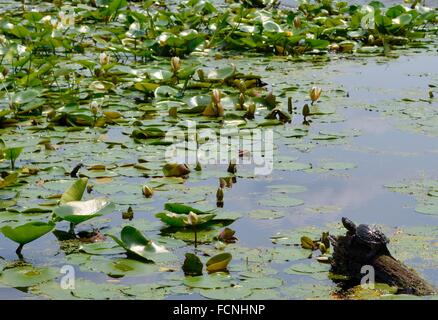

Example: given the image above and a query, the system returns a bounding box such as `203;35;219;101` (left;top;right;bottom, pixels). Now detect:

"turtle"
341;217;390;259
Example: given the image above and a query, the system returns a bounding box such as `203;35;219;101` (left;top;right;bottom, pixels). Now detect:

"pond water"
0;0;437;300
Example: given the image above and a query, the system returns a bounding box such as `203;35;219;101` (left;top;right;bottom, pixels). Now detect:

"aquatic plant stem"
194;226;197;248
16;243;24;255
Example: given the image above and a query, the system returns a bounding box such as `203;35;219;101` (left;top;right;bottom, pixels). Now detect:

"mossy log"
330;225;435;296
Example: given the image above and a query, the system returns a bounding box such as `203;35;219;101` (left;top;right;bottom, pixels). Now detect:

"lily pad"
0;266;57;287
53;198;115;224
259;196;304;207
206;253;232;273
0;221;55;245
107;226;175;263
183;273;232;289
199;287;252;300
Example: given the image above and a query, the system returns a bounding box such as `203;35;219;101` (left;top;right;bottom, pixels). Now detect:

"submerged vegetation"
0;0;437;299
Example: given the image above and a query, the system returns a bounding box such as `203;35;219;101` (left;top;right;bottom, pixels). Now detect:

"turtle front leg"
365;245;379;261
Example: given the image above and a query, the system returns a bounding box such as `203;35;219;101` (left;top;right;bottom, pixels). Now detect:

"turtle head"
342;217;357;233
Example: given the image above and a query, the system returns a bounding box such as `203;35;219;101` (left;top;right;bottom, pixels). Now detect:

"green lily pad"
199;286;252;300
415;204;438;216
182;253;203;276
241;277;283;289
0;266;57;287
107;226;175;263
248;209;285;220
155;211;216;227
320;162;357;171
0;221;55;245
284;262;330;278
282;282;333;299
82;257;159;277
206;253;232;273
259;196;304;207
60;178;88;204
183;273;232;289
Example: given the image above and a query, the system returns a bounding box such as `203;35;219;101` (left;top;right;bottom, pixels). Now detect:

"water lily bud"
163;163;190;177
142;185;154;198
187;211;199;226
265;91;276;108
244;103;256;120
429;91;434;99
17;44;27;56
195;161;202;171
40;15;52;23
219;178;226;188
288;96;293;114
99;52;111;65
293;16;301;29
368;34;374;44
227;161;237;174
328;43;339;52
170;56;181;73
90;101;100;115
218;228;237;243
234;79;246;93
319;242;327;254
216;188;224;202
122;206;134;220
309;87;322;104
217;102;224;117
302;103;310;117
238;93;245;110
169;106;178;117
78;25;89;34
212;89;221;105
197;69;205;81
284;31;293;37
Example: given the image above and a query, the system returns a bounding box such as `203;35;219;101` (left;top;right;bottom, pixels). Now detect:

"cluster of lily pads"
0;0;436;129
0;0;437;300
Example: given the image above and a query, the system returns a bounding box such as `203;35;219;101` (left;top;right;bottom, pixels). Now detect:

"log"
330;223;435;296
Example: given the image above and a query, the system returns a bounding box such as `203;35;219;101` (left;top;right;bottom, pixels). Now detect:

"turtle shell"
356;224;389;245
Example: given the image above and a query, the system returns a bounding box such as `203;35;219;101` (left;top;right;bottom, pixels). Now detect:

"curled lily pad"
155;211;216;227
301;236;316;250
0;172;19;189
206;253;232;273
182;253;203;276
3;147;23;170
162;163;190;177
165;203;210;215
53;198;115;225
60;178;88;204
107;226;175;263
